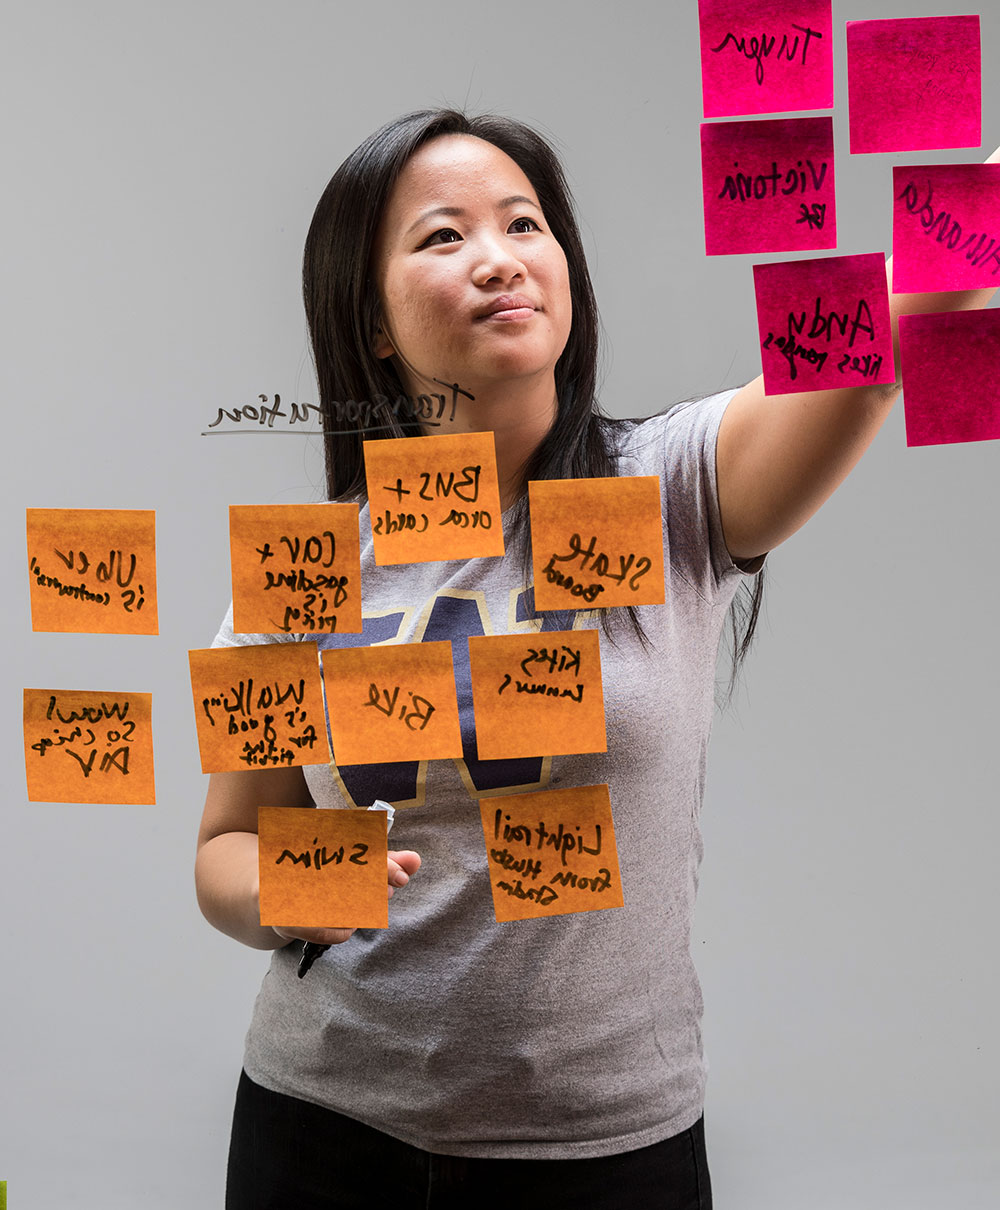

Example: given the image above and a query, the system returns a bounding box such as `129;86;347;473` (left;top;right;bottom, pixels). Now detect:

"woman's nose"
471;235;527;286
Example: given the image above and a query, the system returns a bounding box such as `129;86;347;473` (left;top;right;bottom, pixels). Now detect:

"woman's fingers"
271;925;357;946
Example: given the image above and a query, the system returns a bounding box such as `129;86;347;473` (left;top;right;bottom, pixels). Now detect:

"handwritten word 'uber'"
276;839;369;870
719;159;827;203
204;380;475;434
365;683;436;730
897;179;1000;275
711;24;823;86
763;297;879;382
29;548;145;613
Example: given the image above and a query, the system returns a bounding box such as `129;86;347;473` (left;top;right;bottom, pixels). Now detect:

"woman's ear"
374;325;395;359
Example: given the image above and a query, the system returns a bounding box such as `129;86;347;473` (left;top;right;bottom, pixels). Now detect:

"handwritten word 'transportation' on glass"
201;381;474;435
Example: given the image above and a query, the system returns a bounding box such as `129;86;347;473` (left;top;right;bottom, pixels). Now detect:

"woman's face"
372;134;572;398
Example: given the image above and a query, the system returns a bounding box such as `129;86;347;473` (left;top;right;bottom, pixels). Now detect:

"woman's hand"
269;849;422;947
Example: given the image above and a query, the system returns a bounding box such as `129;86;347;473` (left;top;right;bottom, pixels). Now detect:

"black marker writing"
719;159;827;203
897;178;1000;275
365;683;436;731
711;24;823;86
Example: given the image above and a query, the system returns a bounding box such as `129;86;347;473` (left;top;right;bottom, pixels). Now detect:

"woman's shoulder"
608;388;741;470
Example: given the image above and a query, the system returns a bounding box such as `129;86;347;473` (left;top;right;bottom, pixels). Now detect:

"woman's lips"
481;306;535;321
476;294;538;321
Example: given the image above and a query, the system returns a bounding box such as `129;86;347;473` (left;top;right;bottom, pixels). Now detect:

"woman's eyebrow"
405;195;541;236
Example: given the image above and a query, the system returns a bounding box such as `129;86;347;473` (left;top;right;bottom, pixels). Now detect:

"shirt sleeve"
619;389;766;603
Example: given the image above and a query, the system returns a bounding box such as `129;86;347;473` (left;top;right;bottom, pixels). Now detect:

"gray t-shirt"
212;388;762;1159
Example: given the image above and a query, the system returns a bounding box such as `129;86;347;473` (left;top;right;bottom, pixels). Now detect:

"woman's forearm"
195;830;288;951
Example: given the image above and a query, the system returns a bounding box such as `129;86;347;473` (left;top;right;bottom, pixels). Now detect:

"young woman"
196;110;997;1209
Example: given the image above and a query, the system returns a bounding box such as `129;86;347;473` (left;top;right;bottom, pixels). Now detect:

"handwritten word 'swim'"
29;547;145;613
256;531;350;634
897;179;1000;275
30;695;135;777
201;677;317;768
711;24;823;86
276;839;369;870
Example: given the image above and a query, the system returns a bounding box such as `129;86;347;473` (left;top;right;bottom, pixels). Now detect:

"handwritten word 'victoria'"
719;159;827;204
711;24;823;86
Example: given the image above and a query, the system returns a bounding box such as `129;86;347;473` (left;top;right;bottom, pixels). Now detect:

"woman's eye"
509;217;539;233
422;228;462;246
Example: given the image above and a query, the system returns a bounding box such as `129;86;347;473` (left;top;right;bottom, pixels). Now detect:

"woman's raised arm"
716;143;1000;563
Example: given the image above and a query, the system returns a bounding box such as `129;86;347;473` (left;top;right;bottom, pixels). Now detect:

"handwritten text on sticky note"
847;16;981;154
892;165;1000;293
257;806;388;929
229;503;362;636
23;688;155;804
529;477;664;611
468;631;607;760
698;0;833;118
701;116;835;256
479;784;624;922
362;432;505;564
899;310;1000;447
188;642;330;772
754;252;895;394
26;509;157;634
321;641;463;765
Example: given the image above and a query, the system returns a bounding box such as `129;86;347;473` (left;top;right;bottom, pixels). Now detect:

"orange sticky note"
363;432;505;564
23;688;155;804
258;806;388;928
188;642;331;773
321;642;463;764
26;508;157;634
468;631;607;759
229;503;362;635
528;477;665;611
479;785;624;922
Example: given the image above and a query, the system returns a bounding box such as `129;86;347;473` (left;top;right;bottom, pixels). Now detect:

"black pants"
226;1069;713;1209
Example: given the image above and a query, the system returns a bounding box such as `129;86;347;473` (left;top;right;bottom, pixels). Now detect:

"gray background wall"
2;1;997;1206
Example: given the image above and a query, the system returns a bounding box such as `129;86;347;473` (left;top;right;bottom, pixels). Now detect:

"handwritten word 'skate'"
711;24;823;86
897;179;1000;275
276;840;369;870
719;159;827;204
542;533;652;603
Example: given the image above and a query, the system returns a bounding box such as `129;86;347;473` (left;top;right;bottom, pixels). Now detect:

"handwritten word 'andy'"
719;159;827;203
711;24;823;86
763;297;879;382
897;179;1000;275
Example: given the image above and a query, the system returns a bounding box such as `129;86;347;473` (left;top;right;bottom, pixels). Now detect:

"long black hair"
302;108;763;688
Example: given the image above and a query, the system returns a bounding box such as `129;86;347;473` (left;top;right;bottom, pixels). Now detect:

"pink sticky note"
899;310;1000;447
753;253;895;395
893;165;1000;293
847;17;981;154
698;0;833;118
701;117;835;255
